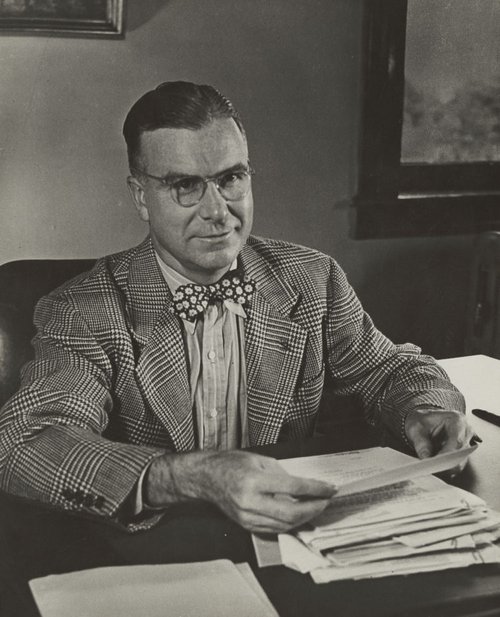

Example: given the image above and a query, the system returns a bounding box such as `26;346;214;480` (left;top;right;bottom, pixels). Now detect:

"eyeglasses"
131;164;254;207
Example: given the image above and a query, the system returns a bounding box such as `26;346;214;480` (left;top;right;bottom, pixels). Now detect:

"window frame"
353;0;500;239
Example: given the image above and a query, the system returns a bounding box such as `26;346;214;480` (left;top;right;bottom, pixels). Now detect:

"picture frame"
0;0;125;38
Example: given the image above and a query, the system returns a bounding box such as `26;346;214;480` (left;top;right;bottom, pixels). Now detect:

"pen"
472;408;500;428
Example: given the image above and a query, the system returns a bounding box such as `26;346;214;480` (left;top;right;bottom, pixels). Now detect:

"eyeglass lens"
174;170;252;206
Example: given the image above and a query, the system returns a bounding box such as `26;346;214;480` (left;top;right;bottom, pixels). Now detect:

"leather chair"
0;259;94;407
465;231;500;359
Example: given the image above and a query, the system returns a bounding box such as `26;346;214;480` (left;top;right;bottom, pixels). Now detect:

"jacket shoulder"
245;235;336;278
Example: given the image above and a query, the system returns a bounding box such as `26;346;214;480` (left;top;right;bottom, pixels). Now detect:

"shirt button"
207;350;216;360
208;409;218;419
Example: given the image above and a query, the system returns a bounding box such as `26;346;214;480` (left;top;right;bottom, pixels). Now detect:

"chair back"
465;231;500;358
0;260;94;407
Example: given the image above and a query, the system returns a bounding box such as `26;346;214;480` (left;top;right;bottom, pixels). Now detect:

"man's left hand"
404;409;475;476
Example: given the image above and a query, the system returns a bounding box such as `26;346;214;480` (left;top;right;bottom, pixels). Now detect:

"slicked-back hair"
123;81;245;170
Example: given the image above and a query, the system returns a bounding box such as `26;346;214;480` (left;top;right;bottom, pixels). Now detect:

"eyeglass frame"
130;163;255;207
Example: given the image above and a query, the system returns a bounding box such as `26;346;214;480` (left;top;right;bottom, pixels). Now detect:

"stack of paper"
29;560;278;617
276;447;500;583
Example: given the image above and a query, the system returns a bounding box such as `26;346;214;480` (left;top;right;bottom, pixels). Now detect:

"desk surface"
2;357;500;617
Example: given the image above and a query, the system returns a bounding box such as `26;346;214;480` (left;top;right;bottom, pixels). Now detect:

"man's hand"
404;408;475;475
145;450;336;534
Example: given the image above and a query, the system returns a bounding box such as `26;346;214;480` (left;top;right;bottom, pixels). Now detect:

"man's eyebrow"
157;162;250;182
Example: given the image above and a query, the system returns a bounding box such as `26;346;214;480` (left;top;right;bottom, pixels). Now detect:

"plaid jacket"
0;236;464;530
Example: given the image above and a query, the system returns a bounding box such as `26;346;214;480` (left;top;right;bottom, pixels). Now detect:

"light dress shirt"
132;254;250;514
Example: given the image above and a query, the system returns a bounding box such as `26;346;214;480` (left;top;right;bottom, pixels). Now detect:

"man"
0;81;472;535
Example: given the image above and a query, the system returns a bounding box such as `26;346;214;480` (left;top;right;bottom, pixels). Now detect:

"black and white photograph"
1;1;500;616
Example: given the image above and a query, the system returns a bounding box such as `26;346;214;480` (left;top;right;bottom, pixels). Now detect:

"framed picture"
353;0;500;239
0;0;125;38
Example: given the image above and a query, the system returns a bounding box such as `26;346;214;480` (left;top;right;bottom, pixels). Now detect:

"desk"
2;357;500;617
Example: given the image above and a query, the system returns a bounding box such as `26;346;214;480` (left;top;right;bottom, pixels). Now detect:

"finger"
436;418;468;454
409;427;434;459
261;493;332;528
232;498;328;533
263;473;336;500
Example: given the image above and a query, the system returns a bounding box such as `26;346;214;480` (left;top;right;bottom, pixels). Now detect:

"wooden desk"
2;359;500;617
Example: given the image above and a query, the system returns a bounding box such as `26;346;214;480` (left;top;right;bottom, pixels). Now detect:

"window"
353;0;500;238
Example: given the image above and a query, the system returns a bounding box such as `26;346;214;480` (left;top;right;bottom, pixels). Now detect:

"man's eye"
173;178;200;194
218;171;245;188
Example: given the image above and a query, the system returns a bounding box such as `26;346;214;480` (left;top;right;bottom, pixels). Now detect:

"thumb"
411;428;433;459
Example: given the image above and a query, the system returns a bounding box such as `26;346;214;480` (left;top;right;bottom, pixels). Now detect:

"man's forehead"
138;118;248;173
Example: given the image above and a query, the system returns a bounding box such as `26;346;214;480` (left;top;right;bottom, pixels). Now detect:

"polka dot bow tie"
171;271;256;323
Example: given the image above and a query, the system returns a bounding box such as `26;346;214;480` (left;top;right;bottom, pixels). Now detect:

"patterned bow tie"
171;271;256;322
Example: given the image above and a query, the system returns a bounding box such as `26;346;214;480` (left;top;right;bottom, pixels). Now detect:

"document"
279;445;476;496
29;560;279;617
255;447;500;582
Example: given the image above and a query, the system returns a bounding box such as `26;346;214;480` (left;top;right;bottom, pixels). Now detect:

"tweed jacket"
0;236;464;530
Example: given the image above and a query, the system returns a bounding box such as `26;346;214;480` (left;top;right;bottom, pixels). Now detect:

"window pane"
402;0;500;164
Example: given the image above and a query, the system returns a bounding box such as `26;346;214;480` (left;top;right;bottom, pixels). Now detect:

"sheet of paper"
253;447;485;569
395;511;500;548
279;447;415;484
278;534;330;573
305;507;488;551
281;446;476;498
234;563;279;616
309;476;484;532
252;533;283;568
326;535;478;567
310;544;500;583
29;560;278;617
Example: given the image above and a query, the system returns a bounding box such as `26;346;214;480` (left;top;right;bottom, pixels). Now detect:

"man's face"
128;118;253;285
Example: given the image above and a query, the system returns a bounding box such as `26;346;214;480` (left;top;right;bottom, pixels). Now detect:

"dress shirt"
132;255;250;514
155;255;249;450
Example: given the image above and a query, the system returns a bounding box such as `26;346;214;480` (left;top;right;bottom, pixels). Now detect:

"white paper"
332;446;476;497
234;563;279;615
252;533;283;568
277;534;330;573
308;475;484;533
270;447;500;582
281;446;476;498
305;507;488;551
326;535;478;567
29;560;278;617
310;544;500;583
395;511;500;547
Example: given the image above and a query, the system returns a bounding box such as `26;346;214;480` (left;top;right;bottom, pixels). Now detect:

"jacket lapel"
119;237;308;450
123;238;195;452
240;243;308;446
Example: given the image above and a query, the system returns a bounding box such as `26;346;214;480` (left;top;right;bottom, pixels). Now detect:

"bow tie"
171;271;256;323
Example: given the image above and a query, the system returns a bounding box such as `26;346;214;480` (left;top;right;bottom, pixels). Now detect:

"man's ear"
127;176;150;222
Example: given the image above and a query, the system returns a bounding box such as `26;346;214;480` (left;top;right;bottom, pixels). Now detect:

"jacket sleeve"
0;293;164;532
324;258;465;443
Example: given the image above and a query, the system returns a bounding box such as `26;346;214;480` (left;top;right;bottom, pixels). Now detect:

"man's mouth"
198;229;234;240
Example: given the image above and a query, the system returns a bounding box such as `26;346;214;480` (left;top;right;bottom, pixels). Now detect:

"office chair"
0;259;95;407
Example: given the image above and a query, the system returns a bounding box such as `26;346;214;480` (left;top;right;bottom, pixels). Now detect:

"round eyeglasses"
131;165;254;207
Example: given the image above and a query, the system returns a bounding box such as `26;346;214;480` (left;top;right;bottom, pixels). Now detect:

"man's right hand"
144;450;336;534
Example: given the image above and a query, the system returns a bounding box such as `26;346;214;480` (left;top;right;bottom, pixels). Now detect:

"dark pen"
472;408;500;428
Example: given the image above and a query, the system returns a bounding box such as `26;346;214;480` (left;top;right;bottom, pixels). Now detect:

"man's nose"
198;181;229;222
